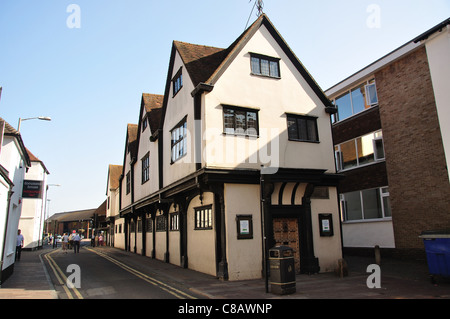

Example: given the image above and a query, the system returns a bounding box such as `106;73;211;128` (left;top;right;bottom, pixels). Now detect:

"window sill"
332;104;379;126
170;153;187;165
222;132;259;139
250;73;281;80
337;159;385;173
343;217;392;224
288;138;320;144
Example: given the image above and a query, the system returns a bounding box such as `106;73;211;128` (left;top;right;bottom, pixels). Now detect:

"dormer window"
142;116;148;132
172;68;183;97
250;53;280;78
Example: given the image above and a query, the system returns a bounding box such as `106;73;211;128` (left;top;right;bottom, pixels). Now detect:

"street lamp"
41;184;61;246
17;116;51;132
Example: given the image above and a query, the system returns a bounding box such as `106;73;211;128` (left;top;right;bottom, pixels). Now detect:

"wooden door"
273;218;300;274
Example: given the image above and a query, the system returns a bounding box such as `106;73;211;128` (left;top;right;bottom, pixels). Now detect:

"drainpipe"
0;190;14;286
260;167;269;293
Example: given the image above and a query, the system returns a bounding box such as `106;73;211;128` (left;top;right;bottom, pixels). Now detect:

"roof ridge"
174;40;225;50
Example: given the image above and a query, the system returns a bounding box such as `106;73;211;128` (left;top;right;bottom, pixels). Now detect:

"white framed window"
331;78;379;123
334;130;385;172
341;186;391;222
171;117;187;163
365;79;379;106
141;152;149;184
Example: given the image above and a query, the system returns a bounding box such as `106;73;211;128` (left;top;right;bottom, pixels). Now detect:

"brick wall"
375;46;450;258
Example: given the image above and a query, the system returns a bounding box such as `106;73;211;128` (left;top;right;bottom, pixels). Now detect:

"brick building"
325;18;450;259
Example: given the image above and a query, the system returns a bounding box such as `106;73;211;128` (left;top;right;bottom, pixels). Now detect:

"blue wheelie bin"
420;230;450;284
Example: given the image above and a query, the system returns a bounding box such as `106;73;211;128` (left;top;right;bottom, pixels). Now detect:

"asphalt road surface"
42;242;203;299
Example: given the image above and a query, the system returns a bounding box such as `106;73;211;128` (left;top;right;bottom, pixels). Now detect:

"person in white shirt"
16;229;24;261
72;231;81;253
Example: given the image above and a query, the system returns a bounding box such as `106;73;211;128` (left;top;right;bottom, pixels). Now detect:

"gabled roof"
94;199;107;217
26;148;50;174
48;208;97;223
174;41;228;88
159;14;332;131
141;93;163;134
107;164;122;193
127;123;138;159
0;117;31;167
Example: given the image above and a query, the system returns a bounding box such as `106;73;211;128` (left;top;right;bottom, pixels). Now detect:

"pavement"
1;241;449;299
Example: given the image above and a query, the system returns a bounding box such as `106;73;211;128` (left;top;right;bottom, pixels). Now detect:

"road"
42;241;203;299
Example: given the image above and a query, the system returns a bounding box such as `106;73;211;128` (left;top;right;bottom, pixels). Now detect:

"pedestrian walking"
68;231;74;249
15;229;24;261
73;232;81;253
62;233;69;253
99;234;104;247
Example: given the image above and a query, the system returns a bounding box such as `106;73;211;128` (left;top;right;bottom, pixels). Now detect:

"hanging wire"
245;0;264;30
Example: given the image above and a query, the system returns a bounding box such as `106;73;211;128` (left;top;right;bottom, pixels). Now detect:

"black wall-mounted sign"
22;180;43;199
236;215;253;240
319;214;334;237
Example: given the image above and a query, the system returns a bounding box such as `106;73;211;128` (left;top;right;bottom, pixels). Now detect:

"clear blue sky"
1;0;449;216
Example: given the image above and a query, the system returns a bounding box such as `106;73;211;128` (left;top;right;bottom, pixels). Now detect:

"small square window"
223;105;259;136
194;205;213;230
286;114;319;142
250;53;280;78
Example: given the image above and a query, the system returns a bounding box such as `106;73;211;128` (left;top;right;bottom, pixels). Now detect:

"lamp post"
17;116;51;132
42;184;60;245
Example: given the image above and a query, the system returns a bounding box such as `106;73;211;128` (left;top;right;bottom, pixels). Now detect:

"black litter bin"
269;246;296;295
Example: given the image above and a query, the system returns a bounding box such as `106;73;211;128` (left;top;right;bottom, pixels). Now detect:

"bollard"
374;245;381;266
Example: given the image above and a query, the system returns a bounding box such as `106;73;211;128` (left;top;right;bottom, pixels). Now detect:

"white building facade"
118;15;343;281
0;118;30;284
18;149;49;250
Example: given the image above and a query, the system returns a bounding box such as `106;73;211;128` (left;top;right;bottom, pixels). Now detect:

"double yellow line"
43;249;83;299
84;247;197;299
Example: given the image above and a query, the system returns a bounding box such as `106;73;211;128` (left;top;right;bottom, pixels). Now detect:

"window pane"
362;189;382;219
345;191;362;221
374;138;385;160
340;140;357;170
366;83;378;105
251;57;260;74
335;92;352;122
335;146;342;171
269;61;279;77
260;59;270;76
247;111;257;135
357;134;375;165
383;196;392;217
287;117;298;139
351;84;369;114
297;118;308;140
235;111;246;134
224;108;235;134
306;119;317;141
